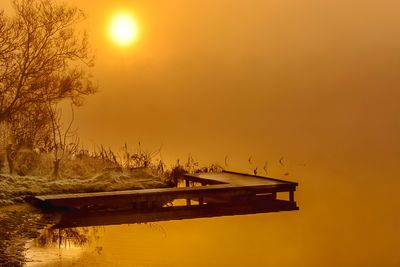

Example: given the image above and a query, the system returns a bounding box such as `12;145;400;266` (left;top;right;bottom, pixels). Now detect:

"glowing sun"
109;13;138;45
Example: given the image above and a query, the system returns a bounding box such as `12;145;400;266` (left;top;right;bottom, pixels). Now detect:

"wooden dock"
33;170;298;211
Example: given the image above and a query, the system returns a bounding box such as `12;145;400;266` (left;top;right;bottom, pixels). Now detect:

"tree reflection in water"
34;227;100;248
143;222;166;237
33;223;165;249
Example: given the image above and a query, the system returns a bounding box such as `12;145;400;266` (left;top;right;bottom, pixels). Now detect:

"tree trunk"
53;159;60;177
0;112;7;123
6;144;14;174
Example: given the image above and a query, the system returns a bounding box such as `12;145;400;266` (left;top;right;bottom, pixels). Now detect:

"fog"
55;0;399;175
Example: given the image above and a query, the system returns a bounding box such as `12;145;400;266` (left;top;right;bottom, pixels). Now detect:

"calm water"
25;163;400;267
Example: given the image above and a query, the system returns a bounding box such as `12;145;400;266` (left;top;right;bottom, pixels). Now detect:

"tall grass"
0;140;227;184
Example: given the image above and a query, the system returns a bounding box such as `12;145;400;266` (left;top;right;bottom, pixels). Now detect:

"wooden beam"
289;191;294;202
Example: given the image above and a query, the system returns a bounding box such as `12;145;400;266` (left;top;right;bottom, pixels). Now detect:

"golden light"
109;13;138;46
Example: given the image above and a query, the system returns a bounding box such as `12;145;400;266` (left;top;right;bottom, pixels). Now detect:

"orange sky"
4;0;400;175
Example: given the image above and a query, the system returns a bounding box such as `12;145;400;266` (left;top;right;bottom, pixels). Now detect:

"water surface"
26;165;400;267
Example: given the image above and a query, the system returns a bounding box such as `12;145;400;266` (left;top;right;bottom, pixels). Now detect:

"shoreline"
0;168;170;266
0;204;59;267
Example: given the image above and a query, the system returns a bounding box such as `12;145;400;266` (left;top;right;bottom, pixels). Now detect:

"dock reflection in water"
54;197;298;228
26;199;298;267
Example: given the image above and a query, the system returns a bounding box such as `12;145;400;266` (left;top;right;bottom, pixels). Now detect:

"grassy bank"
0;145;174;207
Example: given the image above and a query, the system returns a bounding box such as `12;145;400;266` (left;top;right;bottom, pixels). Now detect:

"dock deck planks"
33;170;298;210
183;170;298;186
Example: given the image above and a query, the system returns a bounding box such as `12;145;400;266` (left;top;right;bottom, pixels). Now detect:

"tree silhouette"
0;0;97;125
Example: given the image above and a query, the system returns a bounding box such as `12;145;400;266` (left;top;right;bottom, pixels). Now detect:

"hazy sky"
4;0;400;174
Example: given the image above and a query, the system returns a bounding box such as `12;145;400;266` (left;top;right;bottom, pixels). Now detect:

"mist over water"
25;0;400;266
63;0;399;168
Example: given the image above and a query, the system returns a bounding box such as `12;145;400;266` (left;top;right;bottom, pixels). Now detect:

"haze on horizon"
5;0;399;175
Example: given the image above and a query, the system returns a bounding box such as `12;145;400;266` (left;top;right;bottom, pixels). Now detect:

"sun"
109;13;138;46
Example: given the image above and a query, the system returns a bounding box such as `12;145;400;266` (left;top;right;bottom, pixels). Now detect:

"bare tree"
9;102;53;148
0;0;97;124
47;102;79;177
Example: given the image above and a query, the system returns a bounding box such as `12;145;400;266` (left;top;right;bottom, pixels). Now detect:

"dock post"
185;178;191;206
289;190;295;202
